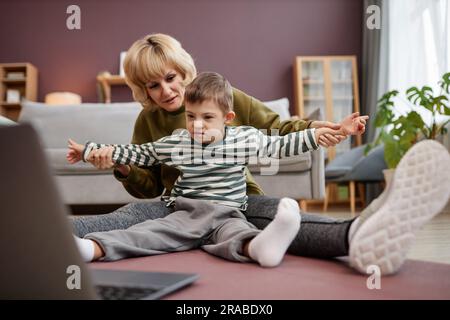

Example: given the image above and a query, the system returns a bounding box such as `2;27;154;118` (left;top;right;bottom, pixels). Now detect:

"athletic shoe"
349;140;450;275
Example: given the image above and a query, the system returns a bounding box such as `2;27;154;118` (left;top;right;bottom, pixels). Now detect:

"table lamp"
45;92;82;105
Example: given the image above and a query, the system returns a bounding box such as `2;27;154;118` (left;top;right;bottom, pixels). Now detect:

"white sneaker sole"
349;140;450;275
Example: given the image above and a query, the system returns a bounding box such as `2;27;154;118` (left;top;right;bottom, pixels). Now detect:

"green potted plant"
365;72;450;181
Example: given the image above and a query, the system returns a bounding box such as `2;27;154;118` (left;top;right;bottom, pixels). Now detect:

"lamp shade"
45;92;82;105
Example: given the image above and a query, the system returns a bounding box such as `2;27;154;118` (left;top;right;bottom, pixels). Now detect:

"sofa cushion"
248;152;311;174
46;148;112;175
325;165;352;179
19;100;142;148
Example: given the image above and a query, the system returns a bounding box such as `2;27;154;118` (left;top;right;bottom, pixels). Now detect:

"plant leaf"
406;86;434;110
443;105;450;115
431;95;449;114
407;111;426;128
384;138;403;169
439;72;450;94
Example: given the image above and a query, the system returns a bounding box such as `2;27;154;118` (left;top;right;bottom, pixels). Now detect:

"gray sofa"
17;100;325;205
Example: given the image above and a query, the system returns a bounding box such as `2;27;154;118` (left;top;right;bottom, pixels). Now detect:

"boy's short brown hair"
184;72;233;114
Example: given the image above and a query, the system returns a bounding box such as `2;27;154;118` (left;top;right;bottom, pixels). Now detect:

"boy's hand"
66;139;85;164
340;112;369;135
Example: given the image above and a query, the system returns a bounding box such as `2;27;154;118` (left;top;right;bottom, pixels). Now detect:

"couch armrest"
310;148;325;199
249;149;324;200
0;115;16;126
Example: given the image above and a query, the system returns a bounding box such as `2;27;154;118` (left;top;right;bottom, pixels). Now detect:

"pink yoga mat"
90;250;450;300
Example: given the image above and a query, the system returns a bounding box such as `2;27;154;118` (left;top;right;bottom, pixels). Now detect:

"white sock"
248;198;301;267
73;235;95;262
347;217;360;245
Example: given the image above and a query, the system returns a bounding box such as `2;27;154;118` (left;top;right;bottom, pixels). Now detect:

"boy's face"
185;100;235;144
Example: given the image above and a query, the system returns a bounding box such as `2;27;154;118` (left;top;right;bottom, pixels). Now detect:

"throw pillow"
263;97;291;121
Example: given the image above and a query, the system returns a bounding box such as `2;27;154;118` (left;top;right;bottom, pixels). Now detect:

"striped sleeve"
82;142;113;162
82;141;158;166
255;128;319;159
111;142;159;166
83;132;186;166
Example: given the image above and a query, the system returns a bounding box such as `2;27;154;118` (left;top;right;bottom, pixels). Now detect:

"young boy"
68;72;354;267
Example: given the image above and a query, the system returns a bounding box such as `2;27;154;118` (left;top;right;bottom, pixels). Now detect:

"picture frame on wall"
119;51;127;77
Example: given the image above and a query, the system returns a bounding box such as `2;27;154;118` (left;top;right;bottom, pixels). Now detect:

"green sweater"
114;87;313;198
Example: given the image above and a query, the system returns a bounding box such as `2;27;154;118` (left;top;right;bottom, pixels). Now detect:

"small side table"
96;74;127;103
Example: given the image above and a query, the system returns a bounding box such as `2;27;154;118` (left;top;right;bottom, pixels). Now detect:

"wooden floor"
308;200;450;265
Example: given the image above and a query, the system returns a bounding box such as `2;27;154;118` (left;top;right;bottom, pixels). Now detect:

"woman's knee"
246;195;280;216
244;195;281;229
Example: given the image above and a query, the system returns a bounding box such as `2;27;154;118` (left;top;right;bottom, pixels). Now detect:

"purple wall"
0;0;362;114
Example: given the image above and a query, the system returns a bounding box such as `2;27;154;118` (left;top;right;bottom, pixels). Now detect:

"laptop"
0;124;198;300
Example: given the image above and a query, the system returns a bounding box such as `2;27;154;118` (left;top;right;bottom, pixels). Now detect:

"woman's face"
145;68;185;112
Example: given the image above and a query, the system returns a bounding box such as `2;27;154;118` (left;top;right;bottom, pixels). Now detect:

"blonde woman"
72;34;369;265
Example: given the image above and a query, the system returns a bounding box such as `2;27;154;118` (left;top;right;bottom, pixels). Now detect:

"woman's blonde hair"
123;33;197;111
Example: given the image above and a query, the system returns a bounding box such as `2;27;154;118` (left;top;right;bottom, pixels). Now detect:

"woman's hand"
86;146;115;170
66;139;85;164
309;121;347;147
115;164;131;177
85;147;131;176
314;127;345;147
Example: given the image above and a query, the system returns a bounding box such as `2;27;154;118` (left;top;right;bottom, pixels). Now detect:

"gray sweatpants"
85;197;260;262
72;195;354;259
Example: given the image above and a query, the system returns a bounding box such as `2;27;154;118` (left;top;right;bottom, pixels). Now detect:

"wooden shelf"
302;96;353;102
333;96;354;100
2;78;26;83
332;80;352;84
302;79;324;84
303;96;325;101
294;56;361;210
0;63;38;121
1;102;21;108
294;55;361;157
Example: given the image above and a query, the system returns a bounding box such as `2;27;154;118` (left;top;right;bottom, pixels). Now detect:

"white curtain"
386;0;450;125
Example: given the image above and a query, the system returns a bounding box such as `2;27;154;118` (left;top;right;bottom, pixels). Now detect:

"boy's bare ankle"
92;240;105;260
242;240;251;258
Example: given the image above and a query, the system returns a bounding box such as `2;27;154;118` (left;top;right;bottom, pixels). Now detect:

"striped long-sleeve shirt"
83;126;319;210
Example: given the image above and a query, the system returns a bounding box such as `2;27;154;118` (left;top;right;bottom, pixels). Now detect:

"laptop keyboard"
95;285;158;300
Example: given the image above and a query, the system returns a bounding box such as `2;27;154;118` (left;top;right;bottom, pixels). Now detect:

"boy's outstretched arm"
67;139;115;169
66;139;85;164
83;141;158;167
312;113;368;147
255;127;321;160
